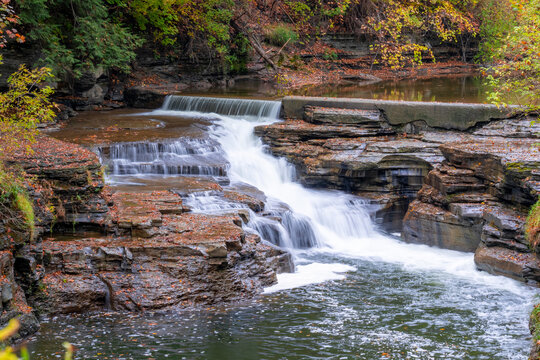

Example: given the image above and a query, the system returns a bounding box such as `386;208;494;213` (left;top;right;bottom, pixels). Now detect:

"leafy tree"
0;65;55;154
177;0;236;56
364;0;479;69
480;0;540;110
15;0;142;84
0;0;24;54
0;0;54;154
476;0;516;62
106;0;180;46
282;0;353;33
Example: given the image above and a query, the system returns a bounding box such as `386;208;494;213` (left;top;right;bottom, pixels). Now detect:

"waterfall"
162;95;282;120
144;96;384;251
98;138;228;177
147;95;530;293
205;99;379;250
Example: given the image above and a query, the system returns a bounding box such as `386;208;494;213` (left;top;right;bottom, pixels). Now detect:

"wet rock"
24;223;287;313
17;189;289;314
474;244;540;283
124;86;167;108
474;117;540;138
256;120;395;142
402;136;540;282
402;201;483;252
223;189;265;212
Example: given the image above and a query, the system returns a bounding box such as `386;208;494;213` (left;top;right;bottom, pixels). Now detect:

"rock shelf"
255;100;540;283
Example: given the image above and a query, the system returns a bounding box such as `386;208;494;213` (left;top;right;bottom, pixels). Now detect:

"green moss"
527;200;540;249
0;163;35;238
14;192;35;237
506;162;537;173
265;24;298;47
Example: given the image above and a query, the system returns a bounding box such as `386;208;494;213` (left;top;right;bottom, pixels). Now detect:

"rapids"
29;95;535;359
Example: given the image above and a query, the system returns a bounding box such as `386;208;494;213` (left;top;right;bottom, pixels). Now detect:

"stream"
29;92;535;359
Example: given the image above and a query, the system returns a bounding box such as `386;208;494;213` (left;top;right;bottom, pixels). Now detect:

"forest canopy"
2;0;538;109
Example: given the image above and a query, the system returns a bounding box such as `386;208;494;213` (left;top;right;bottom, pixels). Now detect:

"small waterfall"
183;192;249;215
98;139;228;177
248;210;318;249
145;95;376;251
162;95;282;120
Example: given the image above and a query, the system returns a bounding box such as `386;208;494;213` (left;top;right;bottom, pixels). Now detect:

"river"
29;92;534;359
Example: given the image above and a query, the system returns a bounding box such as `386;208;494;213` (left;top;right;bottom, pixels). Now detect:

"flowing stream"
29;96;535;359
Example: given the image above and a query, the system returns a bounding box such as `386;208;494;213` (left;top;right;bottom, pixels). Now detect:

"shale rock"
402;137;540;283
3;135;111;235
0;135;112;336
254;115;442;231
20;190;290;314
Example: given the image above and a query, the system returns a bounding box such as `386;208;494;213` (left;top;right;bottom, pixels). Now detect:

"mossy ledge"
530;302;540;360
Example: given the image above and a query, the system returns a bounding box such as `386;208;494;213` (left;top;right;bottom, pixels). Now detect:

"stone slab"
282;96;515;131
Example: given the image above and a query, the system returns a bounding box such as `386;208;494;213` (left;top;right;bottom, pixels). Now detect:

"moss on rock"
530;302;540;360
527;200;540;253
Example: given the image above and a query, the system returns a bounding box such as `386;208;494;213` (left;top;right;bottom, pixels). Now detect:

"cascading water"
28;95;536;359
162;95;282;119
154;96;536;294
149;97;536;359
98;138;228;177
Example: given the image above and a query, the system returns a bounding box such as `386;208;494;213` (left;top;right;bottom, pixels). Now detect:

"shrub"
265;24;299;47
527;199;540;252
322;49;338;61
0;164;35;239
482;0;540;111
0;66;55;155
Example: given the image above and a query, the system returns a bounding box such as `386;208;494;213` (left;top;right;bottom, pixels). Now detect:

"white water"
98;138;227;177
145;96;533;298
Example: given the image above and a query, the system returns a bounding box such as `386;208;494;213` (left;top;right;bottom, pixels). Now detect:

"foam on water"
264;263;356;294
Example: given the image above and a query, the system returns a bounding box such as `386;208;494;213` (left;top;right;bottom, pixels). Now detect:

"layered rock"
0;135;289;337
254;107;445;230
18;191;289;314
402;138;540;283
0;135;109;337
3;135;111;236
255;101;540;283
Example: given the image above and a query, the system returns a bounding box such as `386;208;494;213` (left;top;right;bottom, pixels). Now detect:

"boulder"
124;86;167;108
